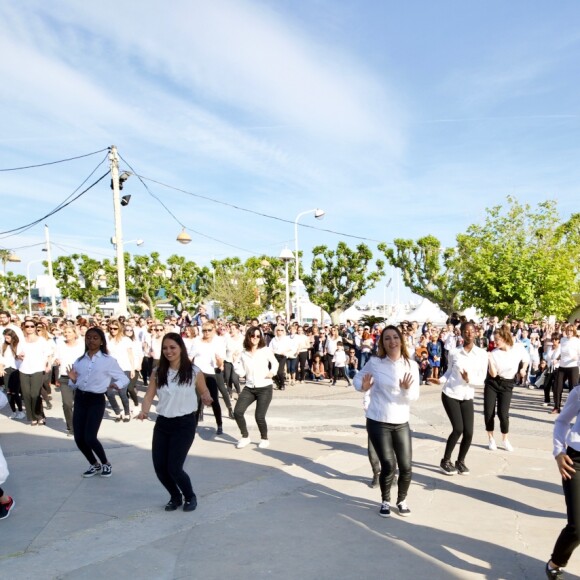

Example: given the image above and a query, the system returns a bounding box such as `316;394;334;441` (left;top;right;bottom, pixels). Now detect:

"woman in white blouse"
354;325;420;518
546;381;580;577
0;329;25;419
106;320;135;422
138;333;212;512
484;326;529;452
553;324;580;415
234;327;279;450
19;320;52;426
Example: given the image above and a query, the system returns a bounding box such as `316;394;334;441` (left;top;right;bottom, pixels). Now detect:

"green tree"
456;197;579;319
0;271;28;311
51;254;114;313
125;252;168;315
379;236;462;316
0;250;14;273
245;255;290;312
209;258;262;320
162;255;211;313
303;242;385;324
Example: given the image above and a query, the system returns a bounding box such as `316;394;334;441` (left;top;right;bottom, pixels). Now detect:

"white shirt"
70;351;129;393
107;336;133;372
490;344;529;379
55;340;85;377
0;343;22;370
19;337;51;374
190;339;221;374
225;334;244;363
326;337;338;356
269;335;291;356
241;347;279;388
0;323;24;344
554;386;580;456
155;366;200;418
333;349;347;368
353;356;420;424
440;345;488;401
286;334;300;358
560;336;580;369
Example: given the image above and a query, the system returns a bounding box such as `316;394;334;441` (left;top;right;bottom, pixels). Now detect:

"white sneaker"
488;438;497;451
236;437;251;449
17;411;26;420
502;439;514;452
258;439;270;449
10;412;17;419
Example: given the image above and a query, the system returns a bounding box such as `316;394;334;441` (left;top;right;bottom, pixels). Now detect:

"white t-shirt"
107;336;133;372
19;337;51;374
490;344;529;379
155;366;200;418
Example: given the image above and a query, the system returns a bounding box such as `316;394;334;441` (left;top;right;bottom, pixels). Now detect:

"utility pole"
44;225;57;316
109;145;128;315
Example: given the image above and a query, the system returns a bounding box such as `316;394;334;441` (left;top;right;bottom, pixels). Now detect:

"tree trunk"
330;309;343;325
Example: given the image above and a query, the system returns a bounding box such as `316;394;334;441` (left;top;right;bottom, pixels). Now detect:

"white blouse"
241;347;279;388
554;386;580;456
560;337;580;369
440;345;488;401
353;355;420;424
107;336;133;372
490;344;529;379
19;337;51;374
155;366;200;418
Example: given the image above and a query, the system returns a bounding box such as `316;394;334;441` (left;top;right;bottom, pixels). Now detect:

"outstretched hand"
361;373;374;392
399;372;413;390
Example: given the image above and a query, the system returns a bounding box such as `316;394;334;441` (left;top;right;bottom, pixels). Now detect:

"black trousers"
367;418;412;504
73;390;108;465
201;373;222;426
368;435;380;476
4;368;22;413
544;371;555;404
554;367;580;411
483;376;514;434
273;355;287;388
215;368;233;411
224;361;240;394
233;385;273;439
441;392;474;462
152;412;197;502
141;356;153;385
552;447;580;567
297;352;308;381
19;371;44;422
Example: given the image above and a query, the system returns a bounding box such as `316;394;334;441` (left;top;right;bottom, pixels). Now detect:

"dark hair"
84;327;109;355
460;321;476;335
494;325;514;346
157;333;193;387
243;327;265;350
2;328;19;357
376;325;410;362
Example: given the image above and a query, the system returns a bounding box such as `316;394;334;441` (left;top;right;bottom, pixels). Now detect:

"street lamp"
177;229;192;244
110;237;144;250
279;248;294;324
294;208;325;323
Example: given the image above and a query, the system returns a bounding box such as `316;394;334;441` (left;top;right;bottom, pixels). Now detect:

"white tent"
405;298;448;324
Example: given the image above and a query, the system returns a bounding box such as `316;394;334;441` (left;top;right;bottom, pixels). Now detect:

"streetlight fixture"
279;247;294;324
110;237;144;250
294;208;325;323
177;228;192;244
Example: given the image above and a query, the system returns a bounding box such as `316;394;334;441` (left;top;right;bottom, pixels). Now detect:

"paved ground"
0;378;578;579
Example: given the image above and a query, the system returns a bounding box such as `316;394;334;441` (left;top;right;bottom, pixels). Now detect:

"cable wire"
0;147;110;172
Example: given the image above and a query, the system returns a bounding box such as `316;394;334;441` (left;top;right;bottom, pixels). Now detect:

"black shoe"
280;386;285;390
370;474;380;488
183;497;197;512
397;501;411;517
545;562;563;578
165;497;183;511
439;459;458;476
82;464;102;478
216;426;223;435
228;410;235;420
455;460;470;475
379;501;390;518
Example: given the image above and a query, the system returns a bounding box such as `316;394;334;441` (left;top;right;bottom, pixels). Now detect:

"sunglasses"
155;328;164;331
250;334;261;339
109;327;119;330
202;329;213;333
24;324;35;328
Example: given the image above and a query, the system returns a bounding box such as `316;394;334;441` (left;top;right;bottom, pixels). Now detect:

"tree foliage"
245;255;291;313
303;242;385;324
456;197;579;319
163;255;211;312
0;271;28;310
379;236;462;316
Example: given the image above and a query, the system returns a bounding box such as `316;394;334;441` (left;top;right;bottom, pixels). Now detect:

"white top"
554;385;580;456
353;356;420;424
19;337;51;374
129;338;143;369
440;345;488;401
286;334;300;358
297;334;310;353
0;323;24;344
107;336;133;372
544;345;561;371
190;338;222;374
55;340;85;376
225;334;244;363
325;337;338;356
333;349;347;368
490;344;529;379
0;343;22;369
70;351;130;394
155;366;200;418
241;347;279;388
560;336;580;369
269;335;291;356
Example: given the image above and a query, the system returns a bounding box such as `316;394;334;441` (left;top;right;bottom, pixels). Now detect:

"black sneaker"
455;460;470;475
0;497;15;520
379;501;391;518
397;501;411;517
183;496;197;512
165;498;183;511
101;463;112;478
439;459;458;476
216;426;223;435
82;464;101;478
545;562;563;578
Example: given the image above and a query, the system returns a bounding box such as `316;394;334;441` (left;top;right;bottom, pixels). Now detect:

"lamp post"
111;237;144;250
294;208;325;323
27;259;44;315
279;248;294;324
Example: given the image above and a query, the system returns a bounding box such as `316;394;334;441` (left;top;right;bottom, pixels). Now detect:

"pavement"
0;378;578;580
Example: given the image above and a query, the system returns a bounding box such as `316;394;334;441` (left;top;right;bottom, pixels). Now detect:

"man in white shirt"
269;326;291;390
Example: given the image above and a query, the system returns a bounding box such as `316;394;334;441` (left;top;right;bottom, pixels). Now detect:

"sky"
1;0;579;307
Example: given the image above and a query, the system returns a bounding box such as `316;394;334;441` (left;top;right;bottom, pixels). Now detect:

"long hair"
2;329;19;357
376;325;410;363
157;332;193;387
243;326;265;350
494;325;514;347
84;327;109;355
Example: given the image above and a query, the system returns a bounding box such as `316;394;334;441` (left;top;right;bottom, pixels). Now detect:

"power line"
0;147;110;172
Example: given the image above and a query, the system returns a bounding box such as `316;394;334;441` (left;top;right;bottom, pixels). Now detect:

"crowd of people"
1;307;580;577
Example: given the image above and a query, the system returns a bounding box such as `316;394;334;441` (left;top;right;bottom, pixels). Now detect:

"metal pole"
44;225;57;316
27;262;33;315
285;259;290;324
109;145;128;315
294;218;300;323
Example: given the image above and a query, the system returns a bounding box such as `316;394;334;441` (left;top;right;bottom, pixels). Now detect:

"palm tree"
0;249;12;273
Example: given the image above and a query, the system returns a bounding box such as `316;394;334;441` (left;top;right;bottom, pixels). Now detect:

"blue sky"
1;1;578;305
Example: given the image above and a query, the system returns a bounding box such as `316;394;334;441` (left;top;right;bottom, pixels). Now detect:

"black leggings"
483;376;514;434
152;412;197;502
441;393;474;462
73;390;108;465
215;368;233;411
201;373;222;427
224;361;240;394
544;371;555;404
552;447;580;567
233;385;273;439
274;355;287;388
554;367;580;411
297;352;308;381
4;368;22;413
366;418;412;504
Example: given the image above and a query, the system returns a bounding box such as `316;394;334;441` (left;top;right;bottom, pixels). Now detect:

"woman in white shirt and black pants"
546;381;580;577
234;327;279;450
553;324;580;414
138;333;212;512
354;325;420;518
